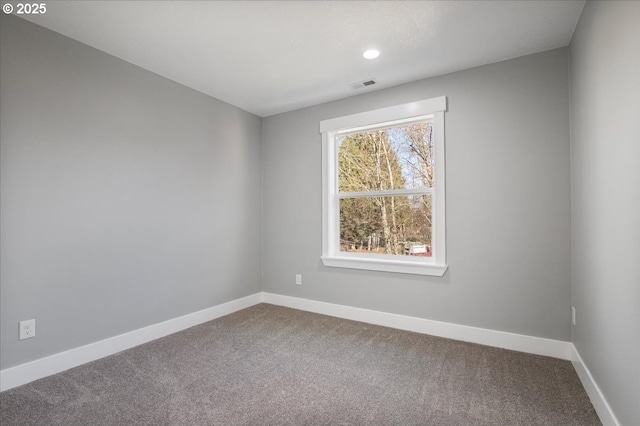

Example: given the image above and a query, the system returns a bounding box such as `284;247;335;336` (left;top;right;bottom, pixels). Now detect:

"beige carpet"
0;303;600;425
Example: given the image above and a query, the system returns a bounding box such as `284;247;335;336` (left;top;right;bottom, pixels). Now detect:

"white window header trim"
320;96;447;133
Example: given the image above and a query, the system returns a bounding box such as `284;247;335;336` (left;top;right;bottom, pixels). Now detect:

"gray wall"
262;48;572;341
0;15;262;370
569;2;640;424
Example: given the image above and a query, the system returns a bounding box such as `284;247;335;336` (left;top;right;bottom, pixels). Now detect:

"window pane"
339;194;432;256
337;120;434;193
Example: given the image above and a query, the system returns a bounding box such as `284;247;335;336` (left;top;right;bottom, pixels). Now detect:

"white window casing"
320;96;448;276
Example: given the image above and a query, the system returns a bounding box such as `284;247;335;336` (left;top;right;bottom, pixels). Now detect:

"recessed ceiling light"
363;49;380;59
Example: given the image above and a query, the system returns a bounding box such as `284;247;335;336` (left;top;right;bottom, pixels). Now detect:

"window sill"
321;255;448;276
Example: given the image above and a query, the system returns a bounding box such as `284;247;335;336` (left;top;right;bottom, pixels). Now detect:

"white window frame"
320;96;448;276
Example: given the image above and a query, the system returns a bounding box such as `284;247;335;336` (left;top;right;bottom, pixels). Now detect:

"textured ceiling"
19;1;585;117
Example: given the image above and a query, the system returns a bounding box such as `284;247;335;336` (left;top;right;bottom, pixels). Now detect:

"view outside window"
337;119;434;257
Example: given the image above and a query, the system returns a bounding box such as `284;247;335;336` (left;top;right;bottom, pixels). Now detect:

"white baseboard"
0;293;263;392
0;291;579;395
572;345;620;426
262;292;573;360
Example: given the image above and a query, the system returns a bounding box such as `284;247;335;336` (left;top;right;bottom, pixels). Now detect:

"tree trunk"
380;133;400;254
373;134;393;254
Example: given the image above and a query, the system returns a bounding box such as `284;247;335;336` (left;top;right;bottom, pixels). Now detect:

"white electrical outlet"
19;319;36;340
295;274;302;285
572;306;576;326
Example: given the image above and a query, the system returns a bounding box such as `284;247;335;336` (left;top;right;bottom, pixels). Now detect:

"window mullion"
339;188;433;199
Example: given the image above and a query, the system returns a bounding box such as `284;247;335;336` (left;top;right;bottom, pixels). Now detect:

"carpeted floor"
0;303;600;425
